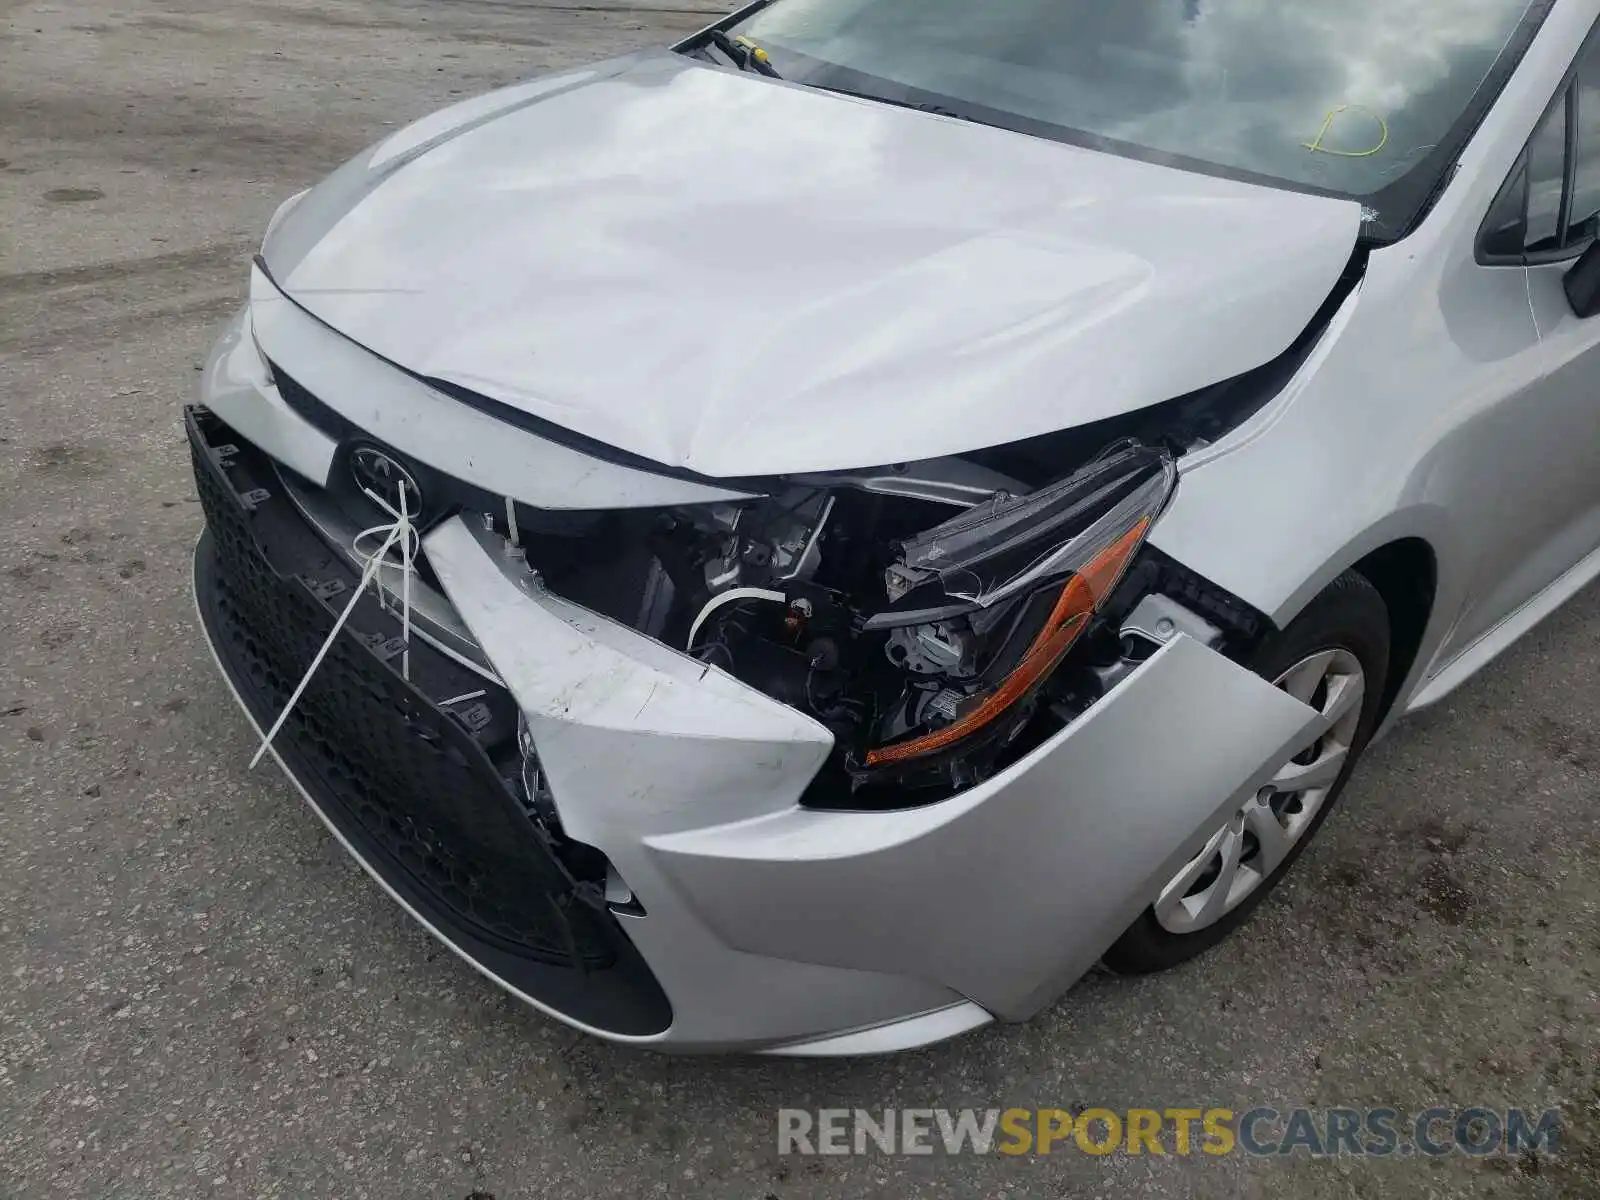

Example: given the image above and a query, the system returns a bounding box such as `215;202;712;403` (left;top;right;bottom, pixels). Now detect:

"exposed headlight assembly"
467;430;1175;804
858;442;1176;771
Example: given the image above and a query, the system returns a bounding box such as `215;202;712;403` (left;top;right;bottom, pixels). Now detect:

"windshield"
725;0;1548;239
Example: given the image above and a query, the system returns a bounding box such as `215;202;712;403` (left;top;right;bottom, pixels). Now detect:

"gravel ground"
2;2;1599;1197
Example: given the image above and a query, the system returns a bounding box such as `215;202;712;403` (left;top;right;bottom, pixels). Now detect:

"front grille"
188;406;671;1034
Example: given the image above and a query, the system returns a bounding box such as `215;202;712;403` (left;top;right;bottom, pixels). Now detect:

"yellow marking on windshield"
1304;104;1390;158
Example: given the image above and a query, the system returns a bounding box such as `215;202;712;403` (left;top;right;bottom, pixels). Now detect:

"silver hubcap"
1154;647;1365;935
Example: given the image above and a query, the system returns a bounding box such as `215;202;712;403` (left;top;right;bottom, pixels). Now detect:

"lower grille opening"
188;405;671;1036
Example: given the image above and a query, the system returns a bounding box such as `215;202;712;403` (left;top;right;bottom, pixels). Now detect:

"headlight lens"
862;442;1175;769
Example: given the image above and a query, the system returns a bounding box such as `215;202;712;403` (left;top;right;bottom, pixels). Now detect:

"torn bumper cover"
189;401;1320;1053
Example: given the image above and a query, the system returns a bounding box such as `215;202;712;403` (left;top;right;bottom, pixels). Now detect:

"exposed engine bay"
485;441;1182;806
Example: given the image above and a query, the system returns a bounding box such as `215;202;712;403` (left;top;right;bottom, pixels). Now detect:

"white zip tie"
250;480;418;770
355;482;420;683
249;521;401;769
504;496;520;547
399;487;413;681
686;586;788;651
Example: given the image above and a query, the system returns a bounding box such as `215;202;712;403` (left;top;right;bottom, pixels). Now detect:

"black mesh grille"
190;412;615;969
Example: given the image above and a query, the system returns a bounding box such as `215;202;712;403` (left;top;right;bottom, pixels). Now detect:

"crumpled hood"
264;50;1362;478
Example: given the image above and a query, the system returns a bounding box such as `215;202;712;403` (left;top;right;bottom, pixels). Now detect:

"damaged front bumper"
188;310;1322;1054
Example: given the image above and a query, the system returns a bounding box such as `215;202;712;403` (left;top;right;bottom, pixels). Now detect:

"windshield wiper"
706;28;782;79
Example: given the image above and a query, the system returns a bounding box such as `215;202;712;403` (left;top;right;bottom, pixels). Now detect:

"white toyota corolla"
190;0;1600;1051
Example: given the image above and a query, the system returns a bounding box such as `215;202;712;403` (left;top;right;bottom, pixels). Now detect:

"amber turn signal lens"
864;518;1150;768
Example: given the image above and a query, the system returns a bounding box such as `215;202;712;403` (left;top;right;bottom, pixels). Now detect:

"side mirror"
1563;237;1600;318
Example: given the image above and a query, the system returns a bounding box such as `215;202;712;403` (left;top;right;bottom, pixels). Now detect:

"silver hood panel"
264;50;1362;478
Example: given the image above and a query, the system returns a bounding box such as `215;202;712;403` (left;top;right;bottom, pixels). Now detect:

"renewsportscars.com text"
777;1106;1562;1158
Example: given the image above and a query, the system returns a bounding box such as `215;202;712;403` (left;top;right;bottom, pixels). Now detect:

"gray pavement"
1;2;1597;1196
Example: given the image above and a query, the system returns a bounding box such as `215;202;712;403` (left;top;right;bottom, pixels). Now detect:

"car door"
1445;28;1600;659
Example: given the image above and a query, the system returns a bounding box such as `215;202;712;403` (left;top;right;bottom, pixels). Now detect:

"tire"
1101;569;1390;975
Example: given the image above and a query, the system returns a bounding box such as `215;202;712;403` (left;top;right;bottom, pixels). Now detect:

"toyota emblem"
349;446;424;516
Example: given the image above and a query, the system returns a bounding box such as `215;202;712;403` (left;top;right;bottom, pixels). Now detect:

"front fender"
645;634;1320;1019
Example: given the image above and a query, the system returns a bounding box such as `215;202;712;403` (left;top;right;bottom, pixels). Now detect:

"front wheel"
1102;570;1390;974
